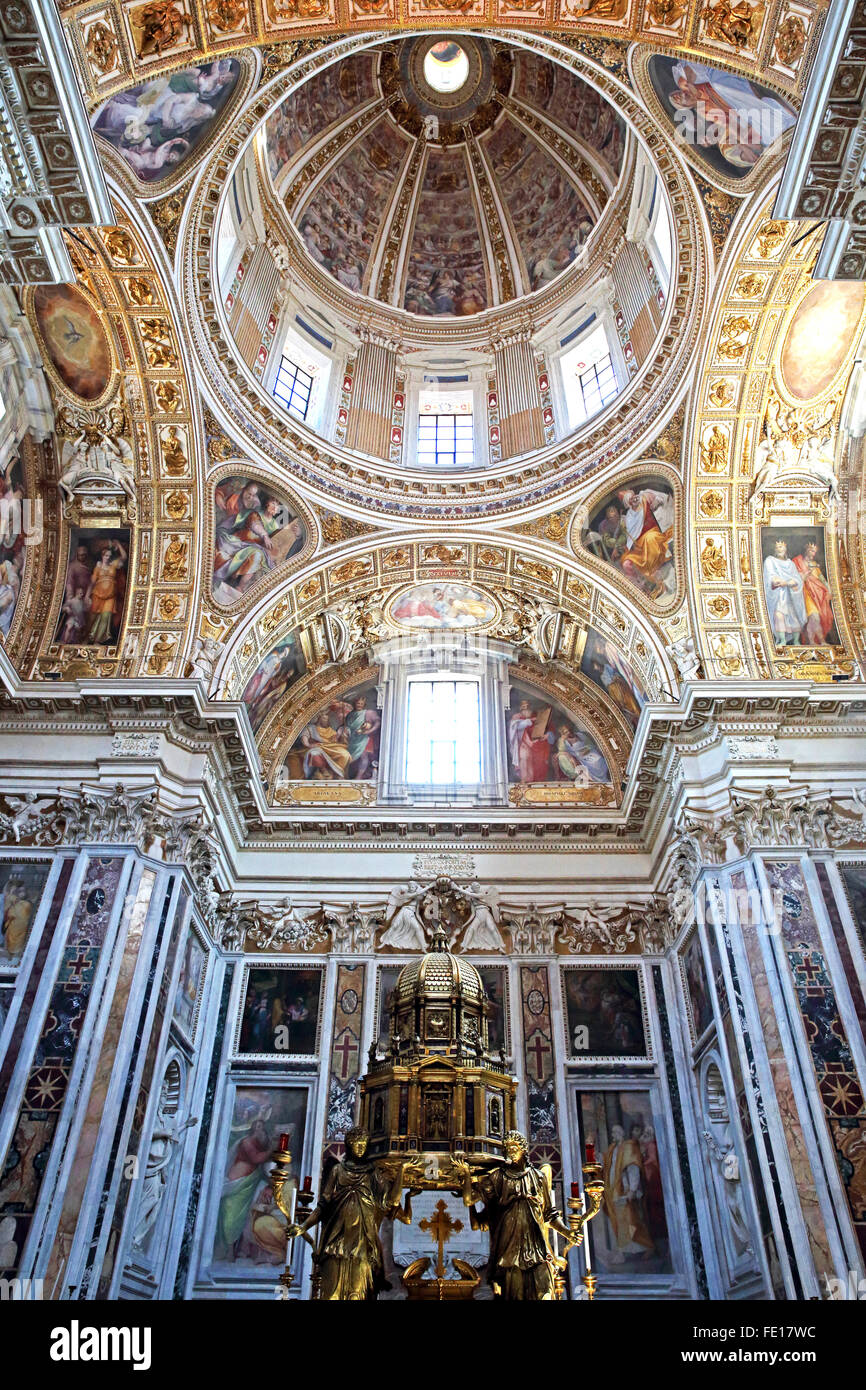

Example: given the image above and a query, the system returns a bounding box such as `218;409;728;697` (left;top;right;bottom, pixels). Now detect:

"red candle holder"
570;1181;581;1199
585;1143;596;1165
302;1174;312;1192
278;1132;290;1153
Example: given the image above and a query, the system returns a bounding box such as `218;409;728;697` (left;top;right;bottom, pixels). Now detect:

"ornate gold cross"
419;1199;463;1279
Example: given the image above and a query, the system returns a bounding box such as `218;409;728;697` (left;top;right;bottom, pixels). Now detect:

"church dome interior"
265;38;627;317
2;0;866;1327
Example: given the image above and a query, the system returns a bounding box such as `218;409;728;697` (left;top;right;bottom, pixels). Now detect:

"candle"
302;1174;312;1192
585;1143;596;1165
570;1181;581;1199
278;1132;290;1153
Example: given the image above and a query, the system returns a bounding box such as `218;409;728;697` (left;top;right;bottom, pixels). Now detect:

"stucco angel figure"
749;430;784;503
187;635;221;688
798;432;839;502
0;792;57;843
458;882;506;952
379;881;428;950
56;406;136;514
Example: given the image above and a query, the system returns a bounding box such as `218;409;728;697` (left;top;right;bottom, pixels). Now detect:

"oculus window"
405;678;481;786
423;41;470;94
417;388;474;469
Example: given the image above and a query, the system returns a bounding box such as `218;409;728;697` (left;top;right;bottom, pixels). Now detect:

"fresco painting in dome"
242;631;306;731
297;118;409;293
580;629;646;732
780;281;866;402
390;582;496;629
265;53;377;183
648;56;796;179
281;676;381;783
582;475;676;601
212;476;307;605
484;118;594;291
32;284;111;401
512;52;626;174
505;678;612;789
92;59;241;183
403;148;488;315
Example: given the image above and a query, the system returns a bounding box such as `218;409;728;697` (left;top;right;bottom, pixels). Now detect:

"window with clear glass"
561;323;619;429
649;197;672;291
405;679;481;785
575;354;617;419
417;388;474;468
273;355;314;421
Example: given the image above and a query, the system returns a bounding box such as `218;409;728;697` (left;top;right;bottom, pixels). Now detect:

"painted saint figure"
763;538;806;646
792;540;836;645
617;487;674;599
86;539;128;643
601;1123;654;1262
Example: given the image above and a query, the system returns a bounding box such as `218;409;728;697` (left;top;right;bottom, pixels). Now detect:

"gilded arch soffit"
16;202;207;682
684;202;866;682
213;532;678;738
257;645;629;805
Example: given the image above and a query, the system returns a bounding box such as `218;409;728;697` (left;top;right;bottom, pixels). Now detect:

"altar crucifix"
419;1199;463;1280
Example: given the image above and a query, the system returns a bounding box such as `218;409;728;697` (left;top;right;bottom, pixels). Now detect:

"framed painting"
560;965;650;1063
281;676;381;784
92;59;242;185
32;285;112;401
0;859;51;969
576;1088;674;1275
646;55;795;183
505;677;613;794
234;964;324;1061
54;528;130;648
211;475;307;606
375;964;403;1051
172;925;208;1045
210;1084;309;1271
680;929;714;1045
388;581;497;630
760;526;839;649
581;474;676;602
477;963;510;1054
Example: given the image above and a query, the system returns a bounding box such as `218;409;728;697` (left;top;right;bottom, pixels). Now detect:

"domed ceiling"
265;38;626;319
